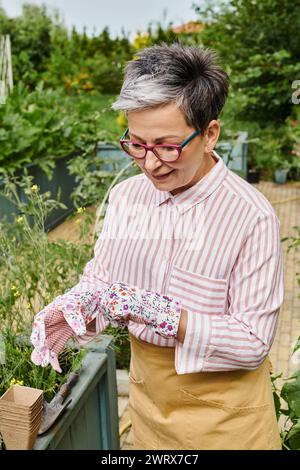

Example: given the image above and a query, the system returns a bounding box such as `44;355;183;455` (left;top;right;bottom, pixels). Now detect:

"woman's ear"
204;119;220;153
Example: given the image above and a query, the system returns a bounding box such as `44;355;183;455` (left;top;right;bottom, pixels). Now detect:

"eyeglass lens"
122;142;179;162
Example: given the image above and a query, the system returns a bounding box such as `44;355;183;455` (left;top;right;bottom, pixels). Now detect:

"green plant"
195;0;300;127
0;4;54;90
0;173;92;451
0;164;133;403
220;117;295;178
67;150;141;209
0;328;85;402
0;82;118;179
0;171;95;405
0;4;133;94
272;337;300;450
0;171;95;330
271;156;293;172
266;139;293;173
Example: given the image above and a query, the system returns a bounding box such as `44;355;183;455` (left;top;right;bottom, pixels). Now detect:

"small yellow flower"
78;72;89;80
75;219;81;225
11;285;17;291
26;303;31;309
82;82;93;90
10;378;24;386
76;207;86;214
13;290;20;297
16;216;24;224
31;184;39;193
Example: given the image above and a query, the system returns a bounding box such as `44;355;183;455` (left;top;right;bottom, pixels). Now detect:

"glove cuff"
152;296;182;338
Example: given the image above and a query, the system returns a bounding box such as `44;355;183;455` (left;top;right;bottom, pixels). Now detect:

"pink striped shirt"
69;150;284;374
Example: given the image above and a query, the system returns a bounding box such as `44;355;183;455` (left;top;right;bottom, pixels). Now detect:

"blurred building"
171;21;205;34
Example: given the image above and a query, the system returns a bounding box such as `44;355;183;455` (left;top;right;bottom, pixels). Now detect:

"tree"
2;4;54;89
194;0;300;126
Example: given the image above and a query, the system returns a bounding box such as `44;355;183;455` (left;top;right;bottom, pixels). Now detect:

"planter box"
21;155;78;231
0;154;78;232
0;146;128;233
0;180;18;225
216;132;248;179
33;335;120;450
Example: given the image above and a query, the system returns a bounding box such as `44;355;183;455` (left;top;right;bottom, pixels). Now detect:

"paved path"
255;181;300;379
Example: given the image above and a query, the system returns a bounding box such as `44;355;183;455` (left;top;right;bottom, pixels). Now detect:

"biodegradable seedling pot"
0;410;43;430
0;406;42;421
1;426;40;450
0;385;43;409
0;385;43;450
0;415;42;433
0;397;43;414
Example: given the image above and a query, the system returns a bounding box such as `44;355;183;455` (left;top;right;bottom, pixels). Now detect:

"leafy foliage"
0;172;93;412
0;4;133;94
0;331;85;402
0;4;53;89
0;162;133;407
0;82;119;178
195;0;300;126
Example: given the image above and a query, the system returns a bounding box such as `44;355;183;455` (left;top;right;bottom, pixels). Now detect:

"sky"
1;0;200;38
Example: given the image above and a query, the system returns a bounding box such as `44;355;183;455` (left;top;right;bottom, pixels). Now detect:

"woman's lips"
152;170;175;180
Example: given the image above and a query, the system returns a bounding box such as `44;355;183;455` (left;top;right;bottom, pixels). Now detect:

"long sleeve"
175;211;284;374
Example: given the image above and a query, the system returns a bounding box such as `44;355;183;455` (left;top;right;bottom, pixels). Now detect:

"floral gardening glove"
31;307;75;373
101;281;182;338
30;288;107;372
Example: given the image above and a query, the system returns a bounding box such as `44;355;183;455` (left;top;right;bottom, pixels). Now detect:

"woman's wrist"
176;308;188;343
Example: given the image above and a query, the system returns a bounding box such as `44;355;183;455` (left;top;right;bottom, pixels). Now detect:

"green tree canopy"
195;0;300;126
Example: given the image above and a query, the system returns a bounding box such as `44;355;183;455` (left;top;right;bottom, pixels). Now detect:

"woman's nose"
143;150;162;173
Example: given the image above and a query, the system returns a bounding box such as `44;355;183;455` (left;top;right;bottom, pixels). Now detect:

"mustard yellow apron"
128;333;282;450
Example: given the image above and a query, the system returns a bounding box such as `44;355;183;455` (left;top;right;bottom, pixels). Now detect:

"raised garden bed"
33;335;120;450
0;144;128;232
0;154;77;231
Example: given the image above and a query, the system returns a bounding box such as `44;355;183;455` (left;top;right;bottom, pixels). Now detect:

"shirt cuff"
175;310;212;375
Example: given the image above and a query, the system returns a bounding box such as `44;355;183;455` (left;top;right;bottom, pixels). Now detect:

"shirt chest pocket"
168;264;228;315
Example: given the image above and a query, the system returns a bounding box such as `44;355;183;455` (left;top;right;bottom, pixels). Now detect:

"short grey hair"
112;43;229;131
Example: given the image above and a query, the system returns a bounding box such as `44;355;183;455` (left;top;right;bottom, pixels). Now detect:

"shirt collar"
151;150;228;214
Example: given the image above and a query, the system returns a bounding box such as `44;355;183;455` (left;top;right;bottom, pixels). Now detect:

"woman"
31;44;284;450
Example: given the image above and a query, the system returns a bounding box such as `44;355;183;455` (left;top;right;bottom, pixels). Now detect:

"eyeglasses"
119;128;201;163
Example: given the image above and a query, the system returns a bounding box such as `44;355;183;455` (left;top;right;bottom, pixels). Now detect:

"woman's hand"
30;281;183;373
102;281;182;338
30;288;107;372
31;306;75;373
